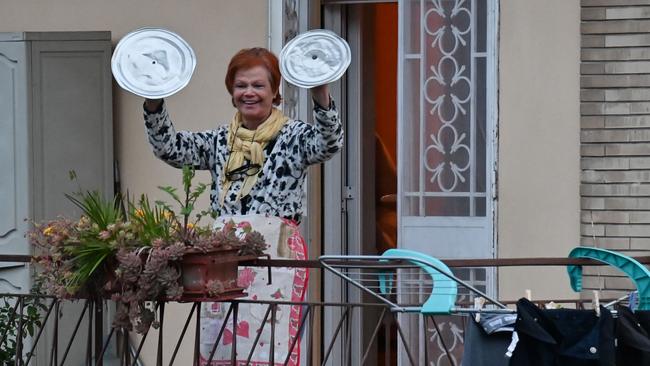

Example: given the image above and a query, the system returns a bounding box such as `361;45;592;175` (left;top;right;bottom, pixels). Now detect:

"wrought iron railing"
0;295;414;365
1;254;645;366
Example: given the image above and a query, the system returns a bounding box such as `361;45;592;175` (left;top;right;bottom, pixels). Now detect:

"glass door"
397;1;498;364
398;0;497;260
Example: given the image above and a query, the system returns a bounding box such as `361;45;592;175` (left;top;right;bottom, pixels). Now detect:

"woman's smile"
232;65;275;128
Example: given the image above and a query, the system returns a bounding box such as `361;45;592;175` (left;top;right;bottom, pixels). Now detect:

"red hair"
225;47;282;106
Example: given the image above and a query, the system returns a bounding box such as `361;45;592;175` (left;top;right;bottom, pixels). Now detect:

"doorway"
320;0;497;364
351;3;400;365
340;2;399;257
321;2;399;365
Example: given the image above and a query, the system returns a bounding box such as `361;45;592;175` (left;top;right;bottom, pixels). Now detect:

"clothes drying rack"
315;246;650;365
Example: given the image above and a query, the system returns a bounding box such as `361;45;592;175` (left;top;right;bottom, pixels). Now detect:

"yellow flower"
186;223;195;230
43;226;54;236
134;209;145;218
163;211;174;220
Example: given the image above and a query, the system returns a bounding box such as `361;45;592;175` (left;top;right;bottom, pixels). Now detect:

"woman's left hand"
310;84;331;109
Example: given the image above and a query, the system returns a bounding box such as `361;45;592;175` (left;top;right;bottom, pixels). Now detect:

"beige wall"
1;0;268;205
1;0;268;364
498;0;581;301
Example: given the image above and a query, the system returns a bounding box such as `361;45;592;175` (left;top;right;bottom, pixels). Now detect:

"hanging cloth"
510;298;615;366
200;215;309;366
615;305;650;365
461;313;516;366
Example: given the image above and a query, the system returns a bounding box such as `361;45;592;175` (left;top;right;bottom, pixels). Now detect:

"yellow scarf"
220;108;289;204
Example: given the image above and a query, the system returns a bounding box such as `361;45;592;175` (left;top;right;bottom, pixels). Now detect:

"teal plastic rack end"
381;249;457;315
567;246;650;310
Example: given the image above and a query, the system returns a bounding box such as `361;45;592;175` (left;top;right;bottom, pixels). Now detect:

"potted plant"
30;166;267;334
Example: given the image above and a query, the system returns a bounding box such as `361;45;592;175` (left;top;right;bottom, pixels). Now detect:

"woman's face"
232;65;276;128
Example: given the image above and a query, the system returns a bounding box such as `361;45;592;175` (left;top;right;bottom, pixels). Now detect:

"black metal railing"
1;254;640;366
0;295;418;365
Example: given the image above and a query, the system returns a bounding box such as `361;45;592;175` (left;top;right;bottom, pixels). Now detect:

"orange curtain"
373;3;398;254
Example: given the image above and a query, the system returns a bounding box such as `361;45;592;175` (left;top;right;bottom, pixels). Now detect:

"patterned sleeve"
143;101;217;170
300;99;344;165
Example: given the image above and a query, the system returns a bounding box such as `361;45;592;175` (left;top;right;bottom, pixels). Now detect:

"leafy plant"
0;295;48;365
31;188;132;296
31;165;268;334
65;189;123;231
54;172;126;293
157;165;210;240
127;194;174;245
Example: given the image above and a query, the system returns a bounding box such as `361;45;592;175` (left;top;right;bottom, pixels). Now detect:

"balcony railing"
1;254;642;366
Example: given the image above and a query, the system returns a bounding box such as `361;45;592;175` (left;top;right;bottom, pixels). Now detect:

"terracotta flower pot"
178;248;254;301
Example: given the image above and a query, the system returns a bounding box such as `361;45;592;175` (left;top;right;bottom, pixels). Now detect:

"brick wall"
581;0;650;296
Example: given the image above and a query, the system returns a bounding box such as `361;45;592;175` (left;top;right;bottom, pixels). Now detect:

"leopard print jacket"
144;100;342;223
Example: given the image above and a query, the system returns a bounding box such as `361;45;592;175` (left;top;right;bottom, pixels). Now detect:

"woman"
143;47;342;223
143;47;342;364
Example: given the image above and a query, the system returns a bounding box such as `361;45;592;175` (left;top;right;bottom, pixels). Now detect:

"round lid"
280;29;351;88
111;28;196;98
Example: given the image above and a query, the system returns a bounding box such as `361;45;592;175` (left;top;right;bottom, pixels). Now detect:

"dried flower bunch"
30;167;267;333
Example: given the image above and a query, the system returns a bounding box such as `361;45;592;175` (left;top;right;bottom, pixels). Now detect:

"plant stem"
183;167;191;243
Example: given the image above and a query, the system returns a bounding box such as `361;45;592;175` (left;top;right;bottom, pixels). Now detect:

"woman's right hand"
310;84;331;110
144;98;163;113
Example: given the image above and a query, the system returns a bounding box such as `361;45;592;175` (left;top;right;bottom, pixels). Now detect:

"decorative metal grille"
282;0;299;119
424;268;486;366
403;0;488;217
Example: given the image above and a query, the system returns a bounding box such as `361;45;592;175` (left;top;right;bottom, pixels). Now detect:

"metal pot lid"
280;29;351;88
111;28;196;99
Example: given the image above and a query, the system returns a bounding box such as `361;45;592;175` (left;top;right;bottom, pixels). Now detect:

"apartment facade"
3;0;650;364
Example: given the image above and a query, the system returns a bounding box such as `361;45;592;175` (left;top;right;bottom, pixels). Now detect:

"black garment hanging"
510;298;615;366
461;314;516;366
615;305;650;365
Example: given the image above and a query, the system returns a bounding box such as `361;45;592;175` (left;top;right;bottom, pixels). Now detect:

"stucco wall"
1;0;267;204
498;0;581;301
0;1;268;364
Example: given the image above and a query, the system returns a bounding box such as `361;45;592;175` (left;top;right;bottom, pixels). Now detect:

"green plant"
0;295;47;365
157;165;211;241
31;187;130;296
65;189;123;231
127;194;174;245
31;165;268;334
61;172;125;293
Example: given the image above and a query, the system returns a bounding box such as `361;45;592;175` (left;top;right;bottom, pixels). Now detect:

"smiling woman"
142;47;342;223
142;47;343;365
231;66;276;128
